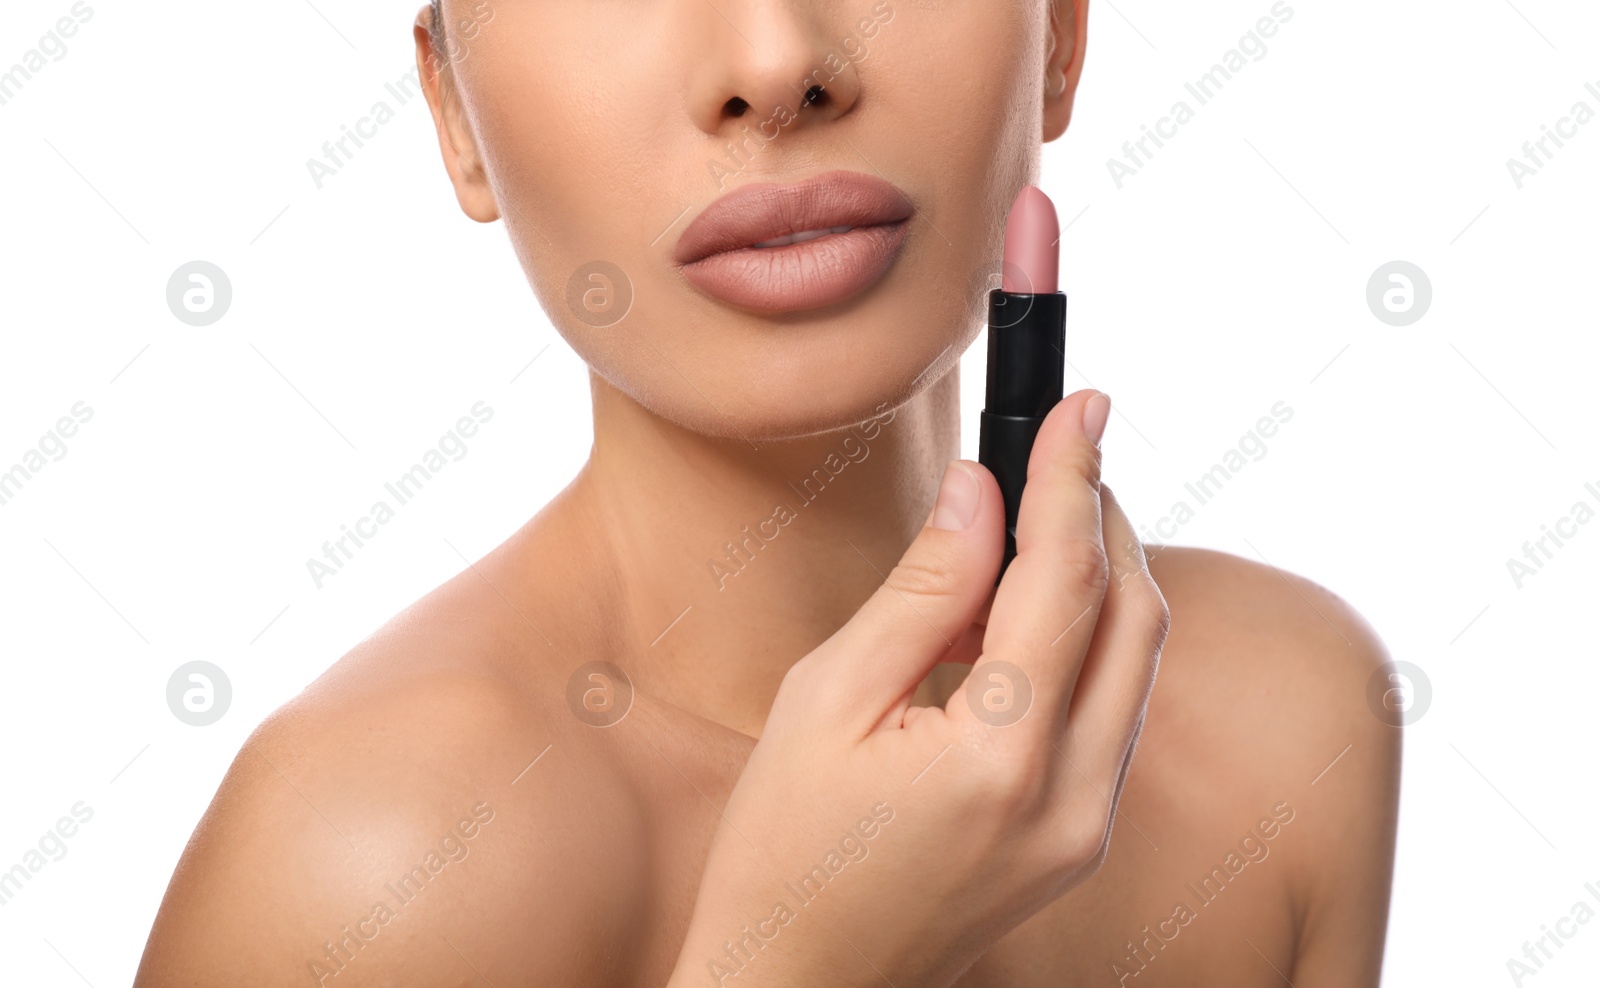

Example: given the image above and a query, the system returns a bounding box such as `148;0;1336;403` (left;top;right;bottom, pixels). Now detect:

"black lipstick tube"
978;288;1066;577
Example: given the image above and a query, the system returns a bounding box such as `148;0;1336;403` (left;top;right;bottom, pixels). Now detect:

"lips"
673;170;915;313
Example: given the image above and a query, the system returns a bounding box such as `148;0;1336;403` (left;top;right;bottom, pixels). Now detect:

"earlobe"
414;11;500;223
1042;0;1088;143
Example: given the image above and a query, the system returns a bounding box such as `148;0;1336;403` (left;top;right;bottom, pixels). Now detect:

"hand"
665;389;1169;988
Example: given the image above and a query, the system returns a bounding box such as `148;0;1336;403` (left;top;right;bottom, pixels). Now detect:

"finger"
977;390;1112;717
929;589;994;668
937;619;987;667
1059;483;1168;781
870;603;989;735
808;458;1005;733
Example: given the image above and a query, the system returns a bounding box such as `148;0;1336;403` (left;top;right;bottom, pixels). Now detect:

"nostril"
802;84;827;109
724;96;749;118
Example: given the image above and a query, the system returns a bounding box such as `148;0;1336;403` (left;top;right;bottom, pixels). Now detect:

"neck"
557;369;962;737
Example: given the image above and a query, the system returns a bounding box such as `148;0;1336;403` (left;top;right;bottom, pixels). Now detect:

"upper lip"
673;170;915;266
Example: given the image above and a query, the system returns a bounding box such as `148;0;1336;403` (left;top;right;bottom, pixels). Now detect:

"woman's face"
420;0;1081;442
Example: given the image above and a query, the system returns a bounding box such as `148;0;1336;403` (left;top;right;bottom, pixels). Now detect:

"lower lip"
678;221;911;313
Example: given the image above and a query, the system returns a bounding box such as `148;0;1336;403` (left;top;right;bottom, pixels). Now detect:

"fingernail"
932;460;980;531
1082;393;1111;447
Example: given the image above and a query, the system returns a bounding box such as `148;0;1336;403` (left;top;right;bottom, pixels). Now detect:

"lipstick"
980;186;1066;576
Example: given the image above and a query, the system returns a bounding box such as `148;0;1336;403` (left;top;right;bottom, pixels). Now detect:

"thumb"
809;459;1005;733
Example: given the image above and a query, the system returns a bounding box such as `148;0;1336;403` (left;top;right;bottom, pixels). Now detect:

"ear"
1042;0;1088;143
414;5;499;222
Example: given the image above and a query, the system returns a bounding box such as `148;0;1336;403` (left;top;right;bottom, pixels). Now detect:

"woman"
134;1;1399;984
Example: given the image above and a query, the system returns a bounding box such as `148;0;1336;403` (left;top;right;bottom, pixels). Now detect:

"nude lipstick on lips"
673;171;915;313
980;186;1067;577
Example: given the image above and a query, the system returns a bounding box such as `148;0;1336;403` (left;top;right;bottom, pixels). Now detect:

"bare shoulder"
1145;543;1394;684
134;570;648;987
1136;545;1401;982
1141;544;1400;757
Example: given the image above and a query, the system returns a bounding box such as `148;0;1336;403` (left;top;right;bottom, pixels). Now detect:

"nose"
684;0;863;137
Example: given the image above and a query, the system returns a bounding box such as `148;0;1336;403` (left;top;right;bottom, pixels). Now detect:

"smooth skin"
133;1;1399;985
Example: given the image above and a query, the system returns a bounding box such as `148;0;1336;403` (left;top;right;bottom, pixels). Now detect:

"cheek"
873;9;1042;183
460;11;685;296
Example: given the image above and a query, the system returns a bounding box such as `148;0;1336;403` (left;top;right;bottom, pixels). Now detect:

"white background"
1;0;1596;984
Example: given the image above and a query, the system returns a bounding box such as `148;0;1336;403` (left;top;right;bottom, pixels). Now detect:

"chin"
594;340;932;445
631;308;970;445
553;202;989;445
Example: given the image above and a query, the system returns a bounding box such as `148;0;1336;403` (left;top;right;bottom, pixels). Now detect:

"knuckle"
780;653;814;688
1107;568;1170;650
772;656;851;731
1142;585;1173;650
980;756;1051;823
776;653;822;702
1123;579;1169;627
770;673;805;719
1056;805;1114;872
957;732;1051;817
1039;436;1103;488
1057;536;1111;595
1153;603;1172;651
885;546;962;602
